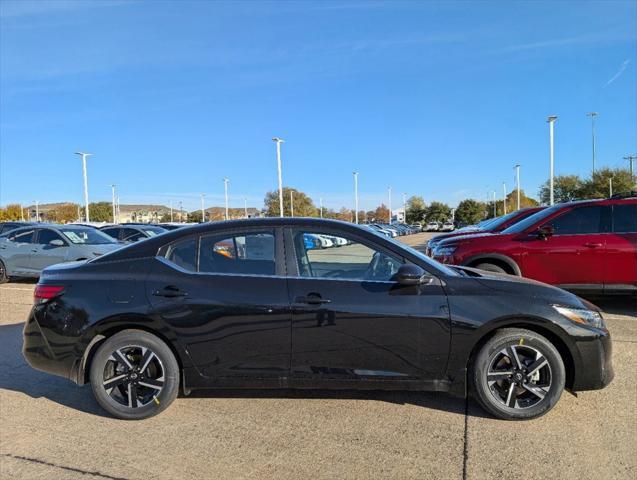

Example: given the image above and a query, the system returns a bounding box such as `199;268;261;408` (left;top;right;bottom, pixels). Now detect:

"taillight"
34;285;65;304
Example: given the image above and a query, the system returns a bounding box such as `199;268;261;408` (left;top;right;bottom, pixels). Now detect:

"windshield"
61;227;117;245
501;205;560;234
141;226;166;237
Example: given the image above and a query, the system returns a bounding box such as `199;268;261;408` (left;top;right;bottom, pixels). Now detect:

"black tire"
474;262;507;274
89;329;179;420
471;328;565;420
0;259;8;284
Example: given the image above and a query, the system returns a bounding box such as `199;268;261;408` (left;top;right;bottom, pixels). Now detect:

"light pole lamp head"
586;112;598;118
272;137;285;143
547;115;558;123
75;151;93;158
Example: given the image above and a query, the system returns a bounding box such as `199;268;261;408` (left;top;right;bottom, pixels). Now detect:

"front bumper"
570;329;614;391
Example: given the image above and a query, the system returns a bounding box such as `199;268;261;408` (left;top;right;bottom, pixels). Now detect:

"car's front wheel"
0;259;9;284
89;329;179;420
471;328;565;420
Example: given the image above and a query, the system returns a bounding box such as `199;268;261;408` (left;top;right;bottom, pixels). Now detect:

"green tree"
264;187;317;217
405;195;427;223
579;168;634;199
88;202;113;222
539;175;583;204
455;199;486;225
188;210;203;222
425;201;452;223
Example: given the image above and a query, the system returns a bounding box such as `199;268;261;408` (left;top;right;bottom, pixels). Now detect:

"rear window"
165;237;198;271
613;204;637;233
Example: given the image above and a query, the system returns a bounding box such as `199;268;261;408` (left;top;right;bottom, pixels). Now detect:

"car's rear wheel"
471;328;565;420
474;262;507;274
89;329;179;420
0;259;9;284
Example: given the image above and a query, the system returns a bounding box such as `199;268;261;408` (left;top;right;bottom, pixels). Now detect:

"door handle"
153;285;188;298
583;243;602;248
295;294;331;305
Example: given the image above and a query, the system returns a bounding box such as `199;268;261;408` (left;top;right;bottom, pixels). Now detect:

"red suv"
431;196;637;294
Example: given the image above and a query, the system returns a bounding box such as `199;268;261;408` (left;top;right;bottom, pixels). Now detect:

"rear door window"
199;231;276;276
612;204;637;233
121;228;145;242
165;237;198;272
546;206;608;235
8;228;35;243
101;227;121;240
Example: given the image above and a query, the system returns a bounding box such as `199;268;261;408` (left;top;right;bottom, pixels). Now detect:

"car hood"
452;266;599;311
434;231;506;247
428;229;485;244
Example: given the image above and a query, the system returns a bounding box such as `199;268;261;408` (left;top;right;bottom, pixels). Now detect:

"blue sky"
1;0;636;212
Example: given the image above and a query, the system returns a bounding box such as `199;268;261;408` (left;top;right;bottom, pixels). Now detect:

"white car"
316;235;335;248
327;236;348;247
426;221;440;231
441;221;455;232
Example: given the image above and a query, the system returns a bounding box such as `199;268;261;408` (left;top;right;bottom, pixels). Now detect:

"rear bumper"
571;329;614;391
22;305;81;383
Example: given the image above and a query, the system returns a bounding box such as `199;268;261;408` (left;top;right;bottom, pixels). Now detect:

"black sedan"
23;218;612;420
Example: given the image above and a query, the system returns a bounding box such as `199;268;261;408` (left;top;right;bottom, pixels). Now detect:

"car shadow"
0;321;488;420
581;296;637;317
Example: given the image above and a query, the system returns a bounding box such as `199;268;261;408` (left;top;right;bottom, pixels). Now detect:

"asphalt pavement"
1;232;635;479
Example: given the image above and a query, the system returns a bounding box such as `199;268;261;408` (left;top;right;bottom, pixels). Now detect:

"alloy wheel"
102;345;165;408
486;344;552;409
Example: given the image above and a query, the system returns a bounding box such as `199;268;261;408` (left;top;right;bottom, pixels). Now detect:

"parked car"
100;224;167;243
410;223;423;232
25;218;612;420
0;224;120;282
441;221;455;232
426;207;544;256
426;221;440;231
431;196;637;294
0;221;36;235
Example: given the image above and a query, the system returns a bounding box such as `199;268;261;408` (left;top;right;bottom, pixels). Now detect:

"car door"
1;228;36;274
146;227;291;384
30;229;70;272
285;227;450;384
520;205;610;288
604;202;637;290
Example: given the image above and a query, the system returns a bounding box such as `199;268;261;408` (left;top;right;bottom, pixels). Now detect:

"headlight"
552;305;604;328
433;246;457;256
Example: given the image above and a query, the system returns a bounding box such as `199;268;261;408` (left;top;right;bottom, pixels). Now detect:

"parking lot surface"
1;232;635;479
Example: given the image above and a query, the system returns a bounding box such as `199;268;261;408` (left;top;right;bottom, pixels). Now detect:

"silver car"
0;224;121;283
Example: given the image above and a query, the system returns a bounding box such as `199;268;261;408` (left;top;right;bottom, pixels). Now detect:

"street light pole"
110;184;117;223
319;198;323;218
353;172;359;224
609;178;613;198
502;183;507;215
272;137;285;217
624;155;636;186
170;200;173;222
586;112;598;175
244;197;248;218
223;178;229;220
35;200;39;222
402;192;407;223
75;152;93;222
179;201;183;222
492;191;496;217
290;190;294;217
547;116;558;205
200;193;206;223
514;164;521;211
388;186;392;224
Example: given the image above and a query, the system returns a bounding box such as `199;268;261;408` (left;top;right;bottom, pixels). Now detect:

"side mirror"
537;225;554;240
49;239;65;247
394;264;431;286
